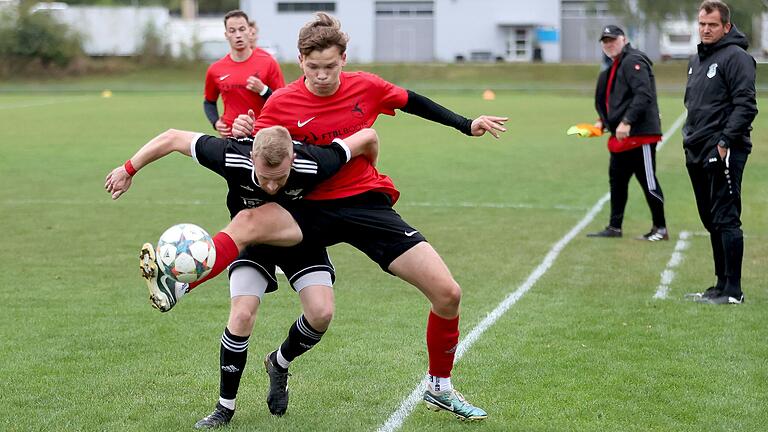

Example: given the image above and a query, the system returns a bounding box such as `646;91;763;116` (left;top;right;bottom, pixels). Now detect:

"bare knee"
303;302;334;332
228;302;258;334
431;280;462;316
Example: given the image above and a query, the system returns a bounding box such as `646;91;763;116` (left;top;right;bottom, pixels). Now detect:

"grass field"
1;76;766;431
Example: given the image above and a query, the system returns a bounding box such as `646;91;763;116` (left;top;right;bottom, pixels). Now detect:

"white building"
240;0;562;63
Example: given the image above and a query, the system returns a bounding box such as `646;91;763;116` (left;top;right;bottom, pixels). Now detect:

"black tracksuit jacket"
682;26;758;164
594;43;662;137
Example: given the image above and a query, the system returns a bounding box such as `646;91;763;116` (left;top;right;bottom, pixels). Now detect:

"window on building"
561;0;610;18
277;2;336;13
375;1;434;16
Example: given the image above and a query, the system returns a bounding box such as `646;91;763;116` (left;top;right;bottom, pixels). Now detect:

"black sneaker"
264;351;290;416
587;226;622;238
685;286;722;301
194;403;234;429
636;226;669;241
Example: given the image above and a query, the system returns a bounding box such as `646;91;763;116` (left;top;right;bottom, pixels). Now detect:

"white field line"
1;198;587;212
0;96;95;110
376;111;687;432
653;231;692;299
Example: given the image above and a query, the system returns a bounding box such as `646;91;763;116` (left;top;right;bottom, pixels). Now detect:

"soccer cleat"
699;293;744;305
684;286;722;301
424;389;487;421
586;226;622;238
194;403;234;429
264;351;290;416
636;226;669;241
139;243;186;312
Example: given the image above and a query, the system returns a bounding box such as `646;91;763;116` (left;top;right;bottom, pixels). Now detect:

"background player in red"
224;12;507;421
203;10;285;137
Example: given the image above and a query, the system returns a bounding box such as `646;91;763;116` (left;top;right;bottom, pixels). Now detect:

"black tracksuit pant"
686;148;748;296
608;143;666;230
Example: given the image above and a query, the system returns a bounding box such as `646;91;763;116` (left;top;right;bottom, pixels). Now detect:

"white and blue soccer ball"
156;223;216;283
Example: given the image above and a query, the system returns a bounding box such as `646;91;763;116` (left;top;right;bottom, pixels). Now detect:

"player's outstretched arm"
402;90;507;139
231;109;255;138
104;129;199;200
344;128;380;166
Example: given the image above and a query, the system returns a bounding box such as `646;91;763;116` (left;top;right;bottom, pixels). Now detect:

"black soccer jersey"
192;134;350;218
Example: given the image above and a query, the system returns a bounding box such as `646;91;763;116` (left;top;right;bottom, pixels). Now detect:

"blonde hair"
252;126;292;167
297;12;349;56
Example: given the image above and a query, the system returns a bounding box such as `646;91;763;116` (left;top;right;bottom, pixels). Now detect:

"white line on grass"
376;111;687;432
0;96;95;110
653;231;692;299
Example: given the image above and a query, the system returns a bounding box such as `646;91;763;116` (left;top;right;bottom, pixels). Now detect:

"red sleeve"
267;58;286;90
365;73;408;115
253;96;281;132
204;66;219;102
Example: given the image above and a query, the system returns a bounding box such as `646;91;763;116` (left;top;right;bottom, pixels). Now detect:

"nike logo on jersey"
297;116;316;127
404;230;419;237
219;74;230;81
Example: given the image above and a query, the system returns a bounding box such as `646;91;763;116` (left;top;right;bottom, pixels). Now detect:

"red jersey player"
138;12;507;426
203;10;285;137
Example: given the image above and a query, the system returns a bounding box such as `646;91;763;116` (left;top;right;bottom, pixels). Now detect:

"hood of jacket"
697;25;749;59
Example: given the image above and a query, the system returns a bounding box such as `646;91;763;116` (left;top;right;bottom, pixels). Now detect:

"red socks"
426;311;459;378
188;232;239;291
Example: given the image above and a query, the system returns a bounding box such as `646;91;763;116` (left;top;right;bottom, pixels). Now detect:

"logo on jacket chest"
707;63;718;79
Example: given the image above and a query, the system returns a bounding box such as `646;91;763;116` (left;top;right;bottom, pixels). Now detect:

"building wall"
242;0;561;63
51;6;169;56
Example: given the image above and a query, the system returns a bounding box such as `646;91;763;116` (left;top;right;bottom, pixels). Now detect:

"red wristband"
124;160;137;176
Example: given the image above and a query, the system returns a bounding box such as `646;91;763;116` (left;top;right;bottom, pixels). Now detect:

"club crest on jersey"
351;100;365;118
707;63;718;79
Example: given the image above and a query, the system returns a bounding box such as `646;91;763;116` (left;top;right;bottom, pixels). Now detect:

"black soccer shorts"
287;192;428;273
228;243;335;293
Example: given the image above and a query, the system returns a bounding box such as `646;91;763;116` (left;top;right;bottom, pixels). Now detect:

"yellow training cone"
482;89;496;101
101;90;113;98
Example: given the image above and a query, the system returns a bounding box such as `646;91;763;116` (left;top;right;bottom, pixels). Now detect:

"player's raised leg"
388;242;487;421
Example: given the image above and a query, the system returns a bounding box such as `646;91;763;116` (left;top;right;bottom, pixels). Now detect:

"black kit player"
105;125;378;428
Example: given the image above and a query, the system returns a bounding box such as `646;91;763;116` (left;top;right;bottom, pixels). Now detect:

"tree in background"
0;2;84;74
607;0;766;47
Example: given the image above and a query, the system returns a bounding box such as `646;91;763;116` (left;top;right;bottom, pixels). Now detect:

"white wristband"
259;86;270;96
332;138;351;162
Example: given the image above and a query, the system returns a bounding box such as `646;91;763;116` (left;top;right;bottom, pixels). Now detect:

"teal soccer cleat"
424;389;487;421
139;243;186;312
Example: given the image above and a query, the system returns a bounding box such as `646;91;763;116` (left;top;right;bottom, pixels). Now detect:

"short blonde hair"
252;126;292;167
297;12;349;56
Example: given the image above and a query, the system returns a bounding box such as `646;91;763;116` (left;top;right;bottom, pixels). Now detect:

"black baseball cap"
599;25;625;41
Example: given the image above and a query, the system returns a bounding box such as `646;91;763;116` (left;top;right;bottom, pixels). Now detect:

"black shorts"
287;192;427;273
228;243;335;293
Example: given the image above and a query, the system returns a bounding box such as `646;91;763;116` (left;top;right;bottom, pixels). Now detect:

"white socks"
218;397;235;410
427;375;453;393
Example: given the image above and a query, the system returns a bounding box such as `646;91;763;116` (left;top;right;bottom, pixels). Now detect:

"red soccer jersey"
255;71;408;202
204;48;285;127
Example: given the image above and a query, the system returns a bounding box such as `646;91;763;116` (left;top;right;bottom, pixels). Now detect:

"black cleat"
587;226;622;238
264;351;290;416
636;226;669;241
684;286;722;301
194;403;234;429
700;293;744;305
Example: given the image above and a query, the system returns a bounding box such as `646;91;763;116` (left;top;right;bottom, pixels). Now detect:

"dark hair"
297;12;349;56
224;10;249;26
699;1;730;24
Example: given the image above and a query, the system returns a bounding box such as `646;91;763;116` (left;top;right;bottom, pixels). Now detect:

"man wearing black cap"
683;1;757;305
587;25;669;241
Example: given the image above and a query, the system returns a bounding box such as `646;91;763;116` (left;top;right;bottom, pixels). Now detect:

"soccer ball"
156;223;216;283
